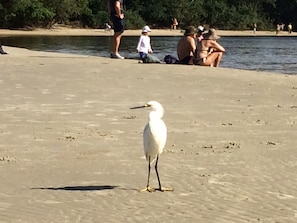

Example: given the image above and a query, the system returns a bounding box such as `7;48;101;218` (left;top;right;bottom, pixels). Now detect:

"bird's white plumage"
130;100;173;192
143;101;167;163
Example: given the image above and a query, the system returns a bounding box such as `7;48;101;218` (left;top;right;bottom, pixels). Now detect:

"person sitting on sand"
195;28;225;67
176;26;197;65
197;25;204;42
136;25;153;63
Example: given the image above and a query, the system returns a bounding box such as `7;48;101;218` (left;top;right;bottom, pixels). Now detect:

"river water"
1;35;296;75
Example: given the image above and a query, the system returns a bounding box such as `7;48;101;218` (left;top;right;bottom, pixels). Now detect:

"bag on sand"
143;54;161;63
164;55;179;64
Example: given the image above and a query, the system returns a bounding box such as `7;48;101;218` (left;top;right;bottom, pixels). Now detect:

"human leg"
110;16;125;59
112;31;123;54
213;52;223;67
178;56;194;65
198;52;223;67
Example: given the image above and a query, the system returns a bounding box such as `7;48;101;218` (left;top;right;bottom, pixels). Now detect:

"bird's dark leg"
146;156;151;188
155;155;162;190
141;156;155;192
155;155;174;192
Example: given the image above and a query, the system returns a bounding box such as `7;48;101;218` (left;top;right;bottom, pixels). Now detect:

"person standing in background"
171;18;178;30
109;0;125;59
288;23;293;34
253;23;257;34
276;24;281;34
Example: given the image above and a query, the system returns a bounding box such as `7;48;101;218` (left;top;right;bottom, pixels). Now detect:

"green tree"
124;9;146;29
275;0;297;27
0;0;54;28
0;0;296;30
172;0;205;28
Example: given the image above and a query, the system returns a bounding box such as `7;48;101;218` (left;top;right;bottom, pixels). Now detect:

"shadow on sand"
31;185;118;191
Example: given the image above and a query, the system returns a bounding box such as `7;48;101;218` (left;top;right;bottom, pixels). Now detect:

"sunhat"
198;25;204;32
203;28;220;40
184;26;197;36
142;25;151;33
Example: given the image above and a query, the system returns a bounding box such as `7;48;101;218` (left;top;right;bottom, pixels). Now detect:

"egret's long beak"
130;105;146;109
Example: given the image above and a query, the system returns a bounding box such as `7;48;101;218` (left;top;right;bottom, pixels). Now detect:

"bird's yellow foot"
140;186;155;192
158;187;174;192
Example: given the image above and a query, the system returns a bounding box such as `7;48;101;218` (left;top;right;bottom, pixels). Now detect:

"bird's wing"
143;123;154;161
143;120;167;163
151;119;167;154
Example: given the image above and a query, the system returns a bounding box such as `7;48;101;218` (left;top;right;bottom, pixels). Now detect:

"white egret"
130;101;173;192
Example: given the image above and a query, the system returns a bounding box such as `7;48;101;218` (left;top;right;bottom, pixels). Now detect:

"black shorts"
178;56;193;65
111;16;125;33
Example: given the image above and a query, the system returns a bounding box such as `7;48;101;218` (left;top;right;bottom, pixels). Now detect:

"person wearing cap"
197;25;204;42
136;25;153;63
176;26;197;65
195;28;225;67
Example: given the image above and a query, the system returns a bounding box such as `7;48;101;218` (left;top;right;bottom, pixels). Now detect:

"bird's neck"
149;111;163;120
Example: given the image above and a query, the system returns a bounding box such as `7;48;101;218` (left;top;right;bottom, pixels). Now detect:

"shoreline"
1;45;295;75
1;27;296;37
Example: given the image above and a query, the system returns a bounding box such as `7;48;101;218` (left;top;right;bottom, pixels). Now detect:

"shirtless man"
176;26;197;65
196;28;225;67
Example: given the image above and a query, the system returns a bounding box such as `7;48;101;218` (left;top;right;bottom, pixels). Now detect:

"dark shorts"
110;16;125;33
139;52;147;59
178;56;193;65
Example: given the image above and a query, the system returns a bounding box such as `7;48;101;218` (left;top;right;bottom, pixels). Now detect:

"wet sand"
0;45;297;222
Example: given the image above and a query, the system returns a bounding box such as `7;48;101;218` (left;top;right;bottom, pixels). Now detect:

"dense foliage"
0;0;296;30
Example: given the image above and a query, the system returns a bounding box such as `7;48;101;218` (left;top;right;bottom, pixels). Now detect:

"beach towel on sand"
142;54;161;63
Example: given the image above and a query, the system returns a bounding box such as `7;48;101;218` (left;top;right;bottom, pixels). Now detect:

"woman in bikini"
195;28;225;67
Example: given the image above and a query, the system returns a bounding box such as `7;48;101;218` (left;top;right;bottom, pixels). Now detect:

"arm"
210;41;225;52
148;38;153;53
189;37;196;56
136;36;143;52
188;37;196;65
115;0;124;19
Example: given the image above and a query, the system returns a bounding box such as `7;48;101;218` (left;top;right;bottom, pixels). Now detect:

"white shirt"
136;35;152;53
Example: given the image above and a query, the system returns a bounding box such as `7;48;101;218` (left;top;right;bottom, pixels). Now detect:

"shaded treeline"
0;0;296;30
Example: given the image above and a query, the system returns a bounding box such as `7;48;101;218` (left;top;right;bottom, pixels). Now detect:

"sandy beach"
0;26;296;37
1;44;297;222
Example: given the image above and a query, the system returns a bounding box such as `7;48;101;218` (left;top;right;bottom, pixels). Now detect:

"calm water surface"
1;35;297;74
